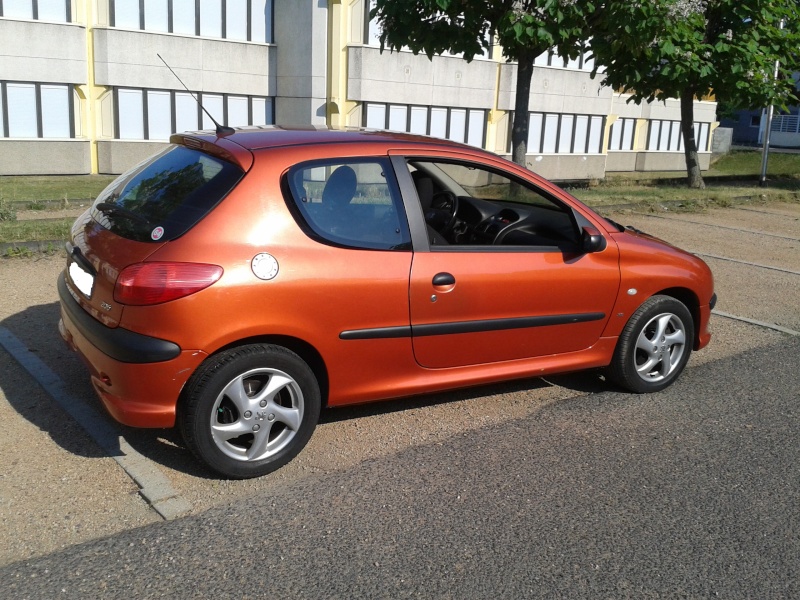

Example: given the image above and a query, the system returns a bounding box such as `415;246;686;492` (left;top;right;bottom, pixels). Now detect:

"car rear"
59;137;250;427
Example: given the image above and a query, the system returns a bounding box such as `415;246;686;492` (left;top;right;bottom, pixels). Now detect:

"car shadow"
319;371;609;424
0;300;612;479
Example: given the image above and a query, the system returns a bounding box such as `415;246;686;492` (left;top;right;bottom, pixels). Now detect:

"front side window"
285;159;411;251
407;159;580;250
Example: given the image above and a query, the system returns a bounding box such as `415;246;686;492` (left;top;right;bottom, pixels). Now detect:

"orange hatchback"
59;127;715;478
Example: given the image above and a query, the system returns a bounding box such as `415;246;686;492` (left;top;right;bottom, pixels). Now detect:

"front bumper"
695;293;717;351
58;271;207;428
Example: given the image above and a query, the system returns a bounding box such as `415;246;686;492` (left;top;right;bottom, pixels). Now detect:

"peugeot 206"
58;127;716;478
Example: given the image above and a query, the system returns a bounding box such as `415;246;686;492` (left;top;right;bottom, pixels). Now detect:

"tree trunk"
511;50;535;168
680;89;705;189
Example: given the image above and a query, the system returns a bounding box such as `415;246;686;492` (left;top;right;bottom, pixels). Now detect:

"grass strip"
0;175;116;204
0;218;73;245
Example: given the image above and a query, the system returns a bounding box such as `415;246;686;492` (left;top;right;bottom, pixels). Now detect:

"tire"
608;295;694;393
179;344;321;479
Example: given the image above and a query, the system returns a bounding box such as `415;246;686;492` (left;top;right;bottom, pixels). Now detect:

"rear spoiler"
170;133;254;172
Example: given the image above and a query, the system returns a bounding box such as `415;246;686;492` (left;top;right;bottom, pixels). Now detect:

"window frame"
282;157;412;252
0;0;72;22
0;80;75;139
363;102;488;149
608;117;636;152
508;111;606;155
108;0;274;42
113;86;275;140
399;155;584;254
646;119;711;152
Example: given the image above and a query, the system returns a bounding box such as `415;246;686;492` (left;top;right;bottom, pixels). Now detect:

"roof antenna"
157;53;235;137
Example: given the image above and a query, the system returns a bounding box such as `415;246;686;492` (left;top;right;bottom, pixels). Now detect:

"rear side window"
285;159;411;251
91;145;243;242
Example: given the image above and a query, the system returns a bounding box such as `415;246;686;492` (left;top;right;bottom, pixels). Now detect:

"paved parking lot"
0;201;797;567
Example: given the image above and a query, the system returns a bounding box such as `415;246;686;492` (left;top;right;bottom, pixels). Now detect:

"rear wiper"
95;202;152;226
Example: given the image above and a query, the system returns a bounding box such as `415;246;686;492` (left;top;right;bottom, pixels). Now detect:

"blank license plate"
69;261;94;299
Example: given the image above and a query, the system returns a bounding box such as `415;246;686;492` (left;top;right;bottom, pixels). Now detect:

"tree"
371;0;594;167
589;0;800;188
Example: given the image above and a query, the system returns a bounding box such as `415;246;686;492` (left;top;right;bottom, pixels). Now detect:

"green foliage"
587;0;800;187
4;245;33;258
590;0;800;111
0;200;17;222
371;0;595;165
371;0;592;62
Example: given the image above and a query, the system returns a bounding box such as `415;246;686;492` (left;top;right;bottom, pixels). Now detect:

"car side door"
390;153;621;369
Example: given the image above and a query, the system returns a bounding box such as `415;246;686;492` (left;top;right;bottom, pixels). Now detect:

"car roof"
174;125;480;153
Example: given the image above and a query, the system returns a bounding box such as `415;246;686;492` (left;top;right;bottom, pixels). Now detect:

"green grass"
566;149;800;209
710;149;800;178
0;174;116;204
0;218;73;244
567;181;800;210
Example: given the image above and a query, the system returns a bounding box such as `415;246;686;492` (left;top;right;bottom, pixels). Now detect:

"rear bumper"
58;272;180;363
58;271;207;428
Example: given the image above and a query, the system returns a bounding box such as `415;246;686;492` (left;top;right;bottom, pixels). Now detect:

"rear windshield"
90;145;244;242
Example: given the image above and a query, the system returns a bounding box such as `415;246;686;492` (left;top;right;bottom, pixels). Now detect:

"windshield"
91;145;244;242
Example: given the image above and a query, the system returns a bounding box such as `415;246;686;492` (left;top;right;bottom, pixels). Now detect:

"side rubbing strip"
411;313;606;337
339;313;605;340
339;326;412;340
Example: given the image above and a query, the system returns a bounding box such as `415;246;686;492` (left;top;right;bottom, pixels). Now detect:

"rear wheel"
179;344;320;479
609;295;694;393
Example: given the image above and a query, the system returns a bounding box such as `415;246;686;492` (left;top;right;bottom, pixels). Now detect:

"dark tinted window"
285;159;411;251
91;145;243;242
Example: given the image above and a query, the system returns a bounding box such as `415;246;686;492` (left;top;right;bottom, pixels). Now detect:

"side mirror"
581;226;607;253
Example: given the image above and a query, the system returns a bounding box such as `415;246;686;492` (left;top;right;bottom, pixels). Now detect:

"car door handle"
432;272;455;286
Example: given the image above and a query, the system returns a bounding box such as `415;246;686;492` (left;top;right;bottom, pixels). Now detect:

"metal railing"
771;114;800;134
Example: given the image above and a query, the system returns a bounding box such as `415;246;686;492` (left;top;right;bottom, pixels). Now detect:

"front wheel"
608;295;694;393
179;344;321;479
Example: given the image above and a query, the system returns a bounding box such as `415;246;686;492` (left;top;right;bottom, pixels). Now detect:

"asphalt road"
2;336;799;599
1;201;798;597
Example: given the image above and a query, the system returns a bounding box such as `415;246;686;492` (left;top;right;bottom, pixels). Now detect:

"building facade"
0;0;718;178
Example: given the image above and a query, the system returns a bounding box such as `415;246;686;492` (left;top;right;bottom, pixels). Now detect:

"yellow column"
327;0;359;129
602;115;619;154
82;0;102;173
485;43;506;154
633;118;648;151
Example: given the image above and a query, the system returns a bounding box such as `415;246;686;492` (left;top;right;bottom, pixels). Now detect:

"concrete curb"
712;311;800;337
0;327;191;520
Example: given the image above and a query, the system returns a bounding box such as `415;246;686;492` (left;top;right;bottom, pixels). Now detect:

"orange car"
59;127;715;478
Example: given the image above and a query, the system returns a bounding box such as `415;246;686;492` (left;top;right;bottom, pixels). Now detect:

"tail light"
114;262;223;306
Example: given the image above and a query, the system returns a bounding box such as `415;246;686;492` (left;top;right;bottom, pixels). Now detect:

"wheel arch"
654;287;701;349
182;335;330;409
